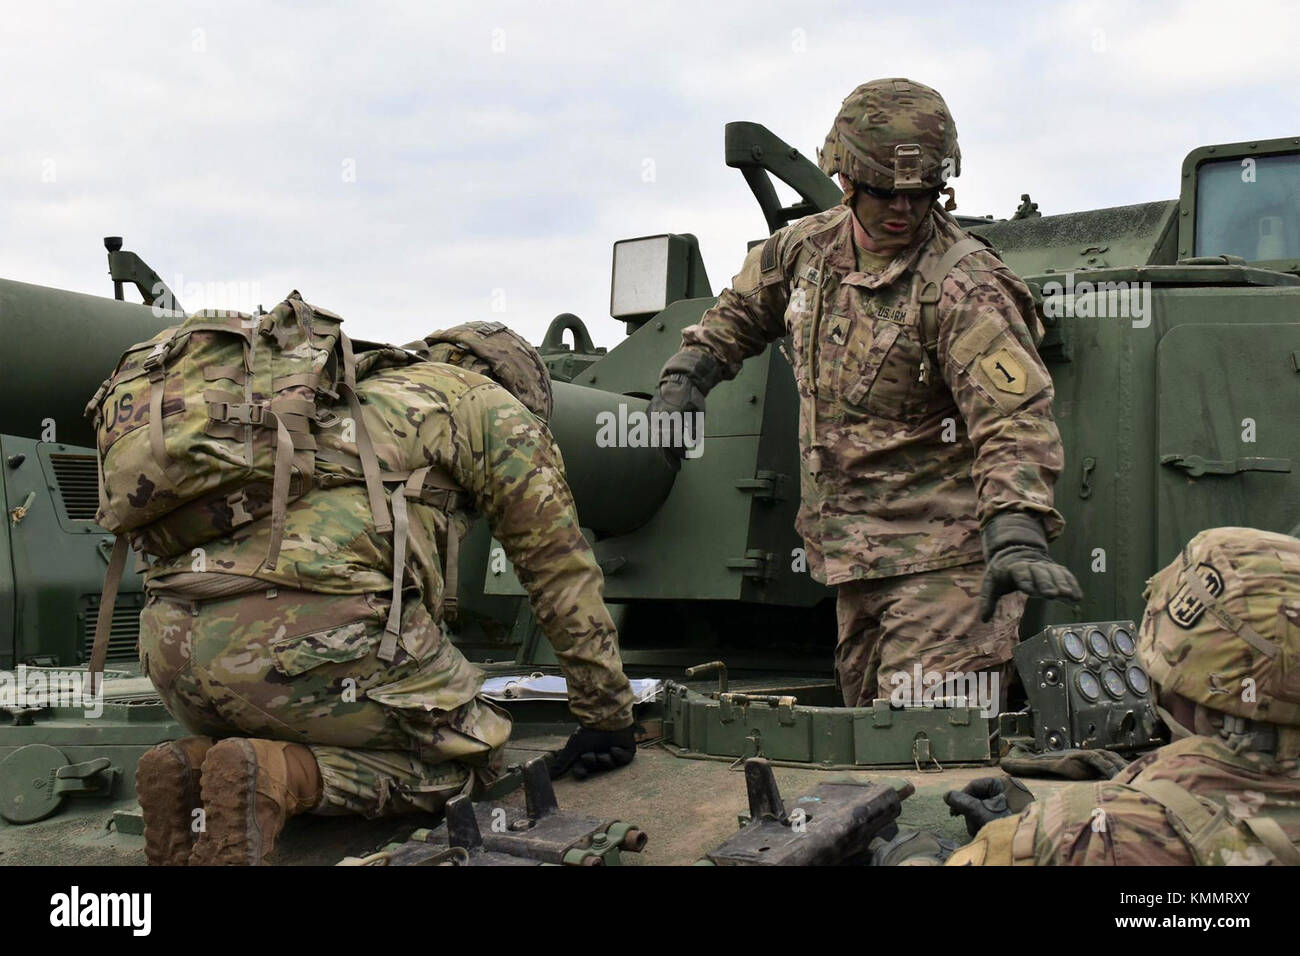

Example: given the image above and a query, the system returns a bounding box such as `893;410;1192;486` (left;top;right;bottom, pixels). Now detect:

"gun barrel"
547;381;677;537
0;278;172;447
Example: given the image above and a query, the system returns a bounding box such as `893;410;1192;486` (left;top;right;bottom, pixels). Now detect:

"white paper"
481;673;661;705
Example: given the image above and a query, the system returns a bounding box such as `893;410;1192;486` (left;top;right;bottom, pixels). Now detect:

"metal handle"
1160;454;1292;478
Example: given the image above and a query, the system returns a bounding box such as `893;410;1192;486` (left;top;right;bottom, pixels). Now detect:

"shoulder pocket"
734;235;786;296
952;307;1050;413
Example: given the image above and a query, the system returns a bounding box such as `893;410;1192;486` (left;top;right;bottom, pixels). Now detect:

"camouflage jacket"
952;735;1300;865
148;362;634;730
680;205;1065;585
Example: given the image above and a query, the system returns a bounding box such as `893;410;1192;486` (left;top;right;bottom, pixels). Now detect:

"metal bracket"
724;122;842;234
54;757;119;797
705;758;914;865
1161;454;1292;477
388;755;647;867
743;757;788;824
912;735;943;773
105;237;183;311
734;470;790;504
725;549;777;581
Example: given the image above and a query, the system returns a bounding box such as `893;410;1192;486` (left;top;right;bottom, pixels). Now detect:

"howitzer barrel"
0;278;173;448
548;381;676;536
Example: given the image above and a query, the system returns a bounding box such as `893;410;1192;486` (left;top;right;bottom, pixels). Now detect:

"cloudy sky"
3;0;1296;348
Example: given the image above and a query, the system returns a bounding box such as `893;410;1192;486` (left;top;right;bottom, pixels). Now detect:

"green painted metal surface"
662;682;991;767
0;436;144;669
0;278;172;449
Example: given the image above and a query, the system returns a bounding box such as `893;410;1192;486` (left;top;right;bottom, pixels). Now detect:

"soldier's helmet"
415;322;554;421
1137;527;1300;727
817;77;960;193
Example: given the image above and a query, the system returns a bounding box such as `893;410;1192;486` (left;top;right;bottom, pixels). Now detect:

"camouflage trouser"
834;561;1025;708
138;587;513;818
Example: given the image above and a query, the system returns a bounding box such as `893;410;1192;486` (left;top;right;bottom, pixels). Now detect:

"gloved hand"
944;776;1035;838
978;511;1083;621
646;349;724;467
1000;746;1131;780
549;725;637;780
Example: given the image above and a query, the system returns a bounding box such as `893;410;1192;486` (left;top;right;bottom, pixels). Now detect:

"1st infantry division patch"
979;348;1027;394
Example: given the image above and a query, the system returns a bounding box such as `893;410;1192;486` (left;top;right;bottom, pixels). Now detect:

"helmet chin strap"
1155;702;1197;742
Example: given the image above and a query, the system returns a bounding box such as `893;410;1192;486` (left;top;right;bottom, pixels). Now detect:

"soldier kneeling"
133;324;636;865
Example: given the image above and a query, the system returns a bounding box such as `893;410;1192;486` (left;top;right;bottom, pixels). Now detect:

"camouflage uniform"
677;82;1063;704
140;361;635;817
948;527;1300;866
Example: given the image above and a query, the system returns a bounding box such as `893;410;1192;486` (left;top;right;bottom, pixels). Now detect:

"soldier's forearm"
680;289;784;379
967;409;1065;537
511;546;635;730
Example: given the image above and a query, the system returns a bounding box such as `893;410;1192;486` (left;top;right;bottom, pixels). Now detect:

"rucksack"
85;291;393;682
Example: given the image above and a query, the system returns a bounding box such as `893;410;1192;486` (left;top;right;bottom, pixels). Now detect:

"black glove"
646;349;724;466
549;725;637;780
978;511;1083;622
1000;746;1130;780
944;776;1035;837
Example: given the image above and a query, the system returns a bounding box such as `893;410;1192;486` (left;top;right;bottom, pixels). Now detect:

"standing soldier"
943;527;1300;865
649;78;1080;707
133;325;636;866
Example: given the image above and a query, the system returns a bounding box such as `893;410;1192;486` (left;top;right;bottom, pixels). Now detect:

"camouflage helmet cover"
415;322;553;421
1138;527;1300;727
817;77;961;192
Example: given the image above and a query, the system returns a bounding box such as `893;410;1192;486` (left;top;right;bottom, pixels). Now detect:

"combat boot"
189;737;322;866
135;736;215;866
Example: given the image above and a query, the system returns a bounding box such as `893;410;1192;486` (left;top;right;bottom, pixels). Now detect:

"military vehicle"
0;123;1296;865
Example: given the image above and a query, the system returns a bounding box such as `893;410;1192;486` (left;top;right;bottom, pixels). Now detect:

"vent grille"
83;601;141;663
49;453;101;521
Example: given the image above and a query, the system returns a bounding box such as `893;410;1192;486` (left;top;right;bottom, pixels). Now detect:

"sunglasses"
857;183;942;202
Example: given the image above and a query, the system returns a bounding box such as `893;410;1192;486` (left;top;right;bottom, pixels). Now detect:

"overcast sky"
3;0;1297;348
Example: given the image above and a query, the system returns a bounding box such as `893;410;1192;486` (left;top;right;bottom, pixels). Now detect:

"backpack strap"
916;236;988;359
1242;814;1300;865
376;466;467;662
338;332;393;537
377;483;411;662
418;469;465;622
1129;777;1216;832
88;534;131;696
262;410;295;571
1130;776;1300;865
142;329;185;483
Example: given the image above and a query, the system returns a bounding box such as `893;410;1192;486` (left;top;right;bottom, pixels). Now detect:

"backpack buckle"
208;402;267;425
144;348;168;382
